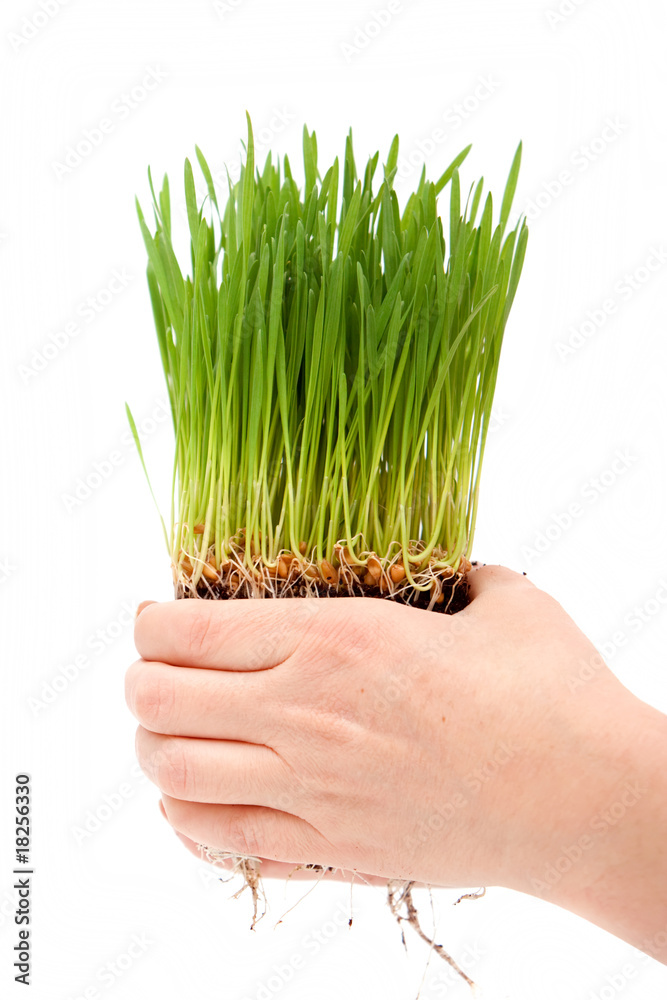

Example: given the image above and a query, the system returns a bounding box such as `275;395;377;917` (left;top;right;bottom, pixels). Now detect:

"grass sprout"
129;113;528;603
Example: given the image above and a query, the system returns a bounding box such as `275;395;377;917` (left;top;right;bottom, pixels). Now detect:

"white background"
2;0;667;997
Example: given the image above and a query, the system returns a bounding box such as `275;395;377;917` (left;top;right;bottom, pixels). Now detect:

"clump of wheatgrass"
128;114;529;987
128;114;528;615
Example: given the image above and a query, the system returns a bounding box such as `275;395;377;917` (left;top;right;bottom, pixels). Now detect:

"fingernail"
136;600;157;620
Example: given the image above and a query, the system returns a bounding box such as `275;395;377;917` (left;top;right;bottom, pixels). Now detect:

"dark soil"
175;562;477;613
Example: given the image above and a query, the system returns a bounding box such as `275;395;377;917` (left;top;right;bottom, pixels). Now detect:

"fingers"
156;801;430;888
134;598;320;671
160;793;335;868
164;820;388;885
135;728;297;810
125;658;279;741
465;563;535;603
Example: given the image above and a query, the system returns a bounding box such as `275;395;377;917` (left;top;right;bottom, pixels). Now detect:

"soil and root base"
174;541;473;613
175;552;480;990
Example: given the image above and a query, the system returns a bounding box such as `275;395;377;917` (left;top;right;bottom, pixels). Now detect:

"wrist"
510;688;667;960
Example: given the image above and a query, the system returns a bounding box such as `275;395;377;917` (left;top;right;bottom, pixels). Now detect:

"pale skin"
125;565;667;964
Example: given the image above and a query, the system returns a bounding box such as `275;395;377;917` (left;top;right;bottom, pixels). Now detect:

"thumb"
466;563;534;602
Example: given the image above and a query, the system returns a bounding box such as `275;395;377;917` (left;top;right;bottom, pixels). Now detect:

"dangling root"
454;887;486;905
196;845;267;930
387;880;477;991
196;843;481;989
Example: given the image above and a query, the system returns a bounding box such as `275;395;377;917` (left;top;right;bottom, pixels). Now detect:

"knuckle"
225;810;263;859
153;739;192;798
124;660;143;712
187;606;218;659
311;706;360;752
131;670;176;732
329;597;381;656
134;725;146;763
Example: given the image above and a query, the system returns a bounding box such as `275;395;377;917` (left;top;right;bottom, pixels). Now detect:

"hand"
125;565;667;961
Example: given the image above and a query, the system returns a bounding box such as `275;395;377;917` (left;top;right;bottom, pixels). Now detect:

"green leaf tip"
133;122;529;584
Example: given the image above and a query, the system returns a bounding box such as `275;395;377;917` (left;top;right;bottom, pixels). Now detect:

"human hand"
126;565;667;959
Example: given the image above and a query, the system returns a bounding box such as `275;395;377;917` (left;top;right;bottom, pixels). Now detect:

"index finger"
134;597;319;670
